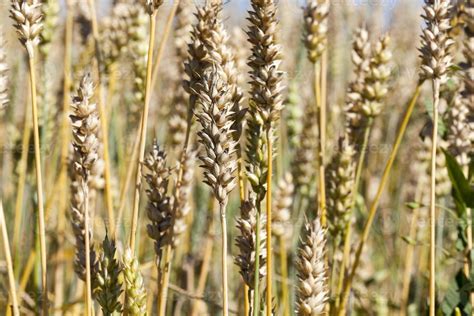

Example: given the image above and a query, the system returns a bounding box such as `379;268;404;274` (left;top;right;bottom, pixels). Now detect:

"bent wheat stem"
337;85;421;315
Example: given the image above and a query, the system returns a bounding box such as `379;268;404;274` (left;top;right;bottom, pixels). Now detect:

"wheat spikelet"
360;34;392;118
326;136;356;240
285;81;303;150
69;73;100;282
172;149;196;241
38;0;59;57
95;235;123;315
101;3;137;72
296;218;328;315
168;0;194;148
296;218;328;314
235;196;267;288
292;102;317;196
446;94;471;167
247;0;285;127
272;173;294;240
303;0;330;63
143;0;163;15
0;36;9;112
195;65;238;205
419;0;454;84
127;5;148;121
122;248;147;315
345;27;371;141
142;141;173;258
9;0;43;57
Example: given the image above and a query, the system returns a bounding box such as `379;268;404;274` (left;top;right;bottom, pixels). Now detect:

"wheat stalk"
9;1;48;313
419;1;454;313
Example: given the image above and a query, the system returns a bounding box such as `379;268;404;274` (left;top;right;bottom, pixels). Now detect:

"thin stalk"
335;119;373;310
219;202;229;316
129;12;157;251
158;246;173;316
87;0;115;236
244;285;250;316
266;129;273;316
28;55;48;316
337;85;422;315
0;201;20;316
83;182;93;316
279;236;290;316
150;0;180;91
429;79;440;316
399;184;424;316
314;62;327;226
253;204;262;316
190;198;216;316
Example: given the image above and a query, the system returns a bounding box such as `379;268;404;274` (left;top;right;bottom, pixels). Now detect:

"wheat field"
0;0;473;315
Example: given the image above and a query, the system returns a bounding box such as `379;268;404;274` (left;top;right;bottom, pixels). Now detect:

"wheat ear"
419;1;454;314
296;218;329;315
122;248;147;315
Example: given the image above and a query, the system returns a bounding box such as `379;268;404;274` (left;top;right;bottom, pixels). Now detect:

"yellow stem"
150;0;181;91
266;129;273;316
129;12;157;251
429;79;440;316
0;201;20;316
220;202;229;316
28;55;48;316
158;246;174;316
337;85;421;315
87;0;115;237
83;182;92;316
190;197;216;316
